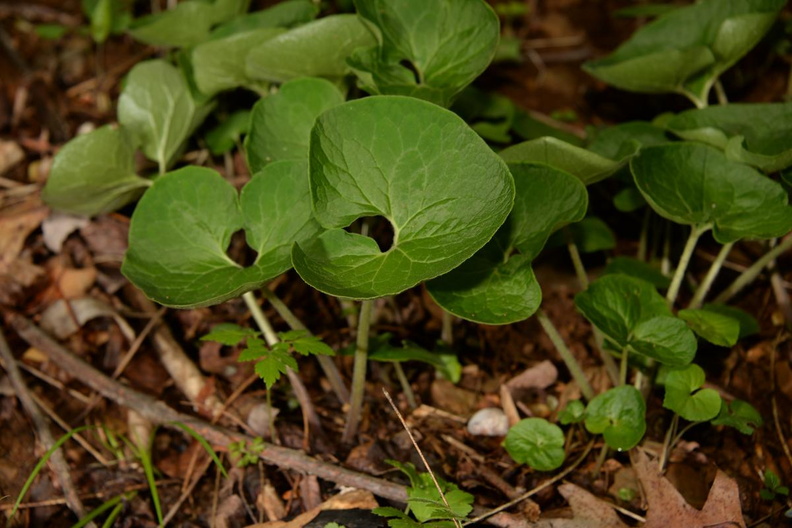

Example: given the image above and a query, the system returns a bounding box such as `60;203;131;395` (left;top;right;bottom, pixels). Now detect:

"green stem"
565;229;588;290
637;208;650;262
714;236;792;303
658;414;679;471
619;347;630;386
393;362;417;409
666;225;709;306
688;242;734;309
342;299;373;443
441;311;453;345
536;309;595;401
242;291;321;432
260;287;350;404
713;79;729;105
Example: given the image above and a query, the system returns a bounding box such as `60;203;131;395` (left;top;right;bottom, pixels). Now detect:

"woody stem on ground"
242;291;321;433
342;298;374;443
666;224;710;306
259;286;350;404
536;309;594;401
714;235;792;303
688;242;734;309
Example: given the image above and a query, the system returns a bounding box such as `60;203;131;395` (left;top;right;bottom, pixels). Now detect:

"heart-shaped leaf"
205;110;251;156
499;137;624;185
666;103;792;172
292;96;514;299
575;274;697;366
210;0;318;39
584;385;646;451
192;27;285;96
122;160;322;308
246;77;345;172
698;303;759;338
583;0;785;107
41;125;149;216
678;308;741;347
503;418;566;471
427;163;587;324
711;399;763;434
588;121;669;162
118;59;213;173
631;143;792;243
245;15;376;84
663;363;721;422
348;0;499;107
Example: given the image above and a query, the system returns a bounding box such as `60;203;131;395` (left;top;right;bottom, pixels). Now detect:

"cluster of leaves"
201;323;333;388
40;0;792;504
373;461;473;528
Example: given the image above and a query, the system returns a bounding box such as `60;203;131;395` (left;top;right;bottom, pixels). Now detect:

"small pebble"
467;407;509;436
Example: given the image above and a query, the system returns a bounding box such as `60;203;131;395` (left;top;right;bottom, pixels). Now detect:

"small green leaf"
292;96;514;299
245;15;376;84
562;217;616;253
192;28;284;96
201;323;259;346
663;364;721;421
205;110;251;156
237;337;268;361
630;316;697;367
210;0;319;39
118;60;213;172
666;102;792;172
368;336;461;383
128;1;216;48
427;163;586;324
245;77;345;172
587;121;669;162
503;418;566;471
122;161;322;308
41;125;149;216
558;400;586;425
711;399;763;434
499;137;625;185
678;308;741;347
631;141;792;244
34;24;69;39
613;187;647;212
348;0;500;107
253;342;298;388
699;303;759;338
584;386;646;451
602;257;671;289
279;331;335;356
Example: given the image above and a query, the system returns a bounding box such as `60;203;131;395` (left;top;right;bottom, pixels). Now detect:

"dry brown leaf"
631;450;746;528
506;360;558;391
0;198;48;270
533;483;627;528
0;139;24;176
246;489;378;528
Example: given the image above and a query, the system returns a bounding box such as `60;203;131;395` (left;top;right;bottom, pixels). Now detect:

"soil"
1;1;791;527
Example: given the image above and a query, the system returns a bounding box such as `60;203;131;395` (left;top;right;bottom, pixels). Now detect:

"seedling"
760;469;790;501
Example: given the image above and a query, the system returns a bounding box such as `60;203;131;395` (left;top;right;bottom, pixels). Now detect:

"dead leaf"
40;297;135;340
246;489;378;528
41;212;89;253
533;483;627;528
0;197;48;270
431;378;478;416
258;481;286;521
631;449;746;528
506;360;558;391
0;139;24;176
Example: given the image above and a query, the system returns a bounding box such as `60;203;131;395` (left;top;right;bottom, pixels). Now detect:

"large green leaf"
117;60;213;173
292;96;514;299
210;0;318;39
245;15;376;84
128;0;247;48
427;163;587;324
575;274;696;366
663;363;721;422
631;143;792;243
503;418;566;471
348;0;499;107
583;0;785;107
122;161;322;308
584;386;646;451
245;77;345;172
192;28;284;96
666;103;792;172
499;137;623;185
678;308;741;346
42;125;149;216
587;121;669;162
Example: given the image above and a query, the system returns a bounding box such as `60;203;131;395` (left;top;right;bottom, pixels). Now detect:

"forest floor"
1;1;792;527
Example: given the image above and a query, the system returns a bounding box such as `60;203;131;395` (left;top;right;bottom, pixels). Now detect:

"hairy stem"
260;287;350;404
441;311;453;345
392;362;417;409
714;236;792;303
666;225;709;306
565;235;589;290
536;309;594;401
342;299;373;443
688;242;734;309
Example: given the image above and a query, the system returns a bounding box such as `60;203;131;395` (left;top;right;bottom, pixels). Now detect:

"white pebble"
467;408;509;436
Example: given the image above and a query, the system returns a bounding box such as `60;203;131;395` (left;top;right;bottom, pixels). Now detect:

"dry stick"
8;314;526;528
0;327;90;524
714;235;792;303
0;480;180;511
260;286;350;404
463;439;596;526
382;388;462;528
